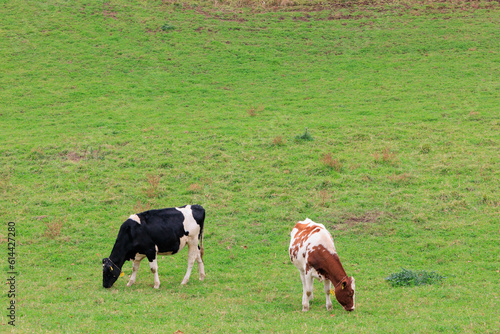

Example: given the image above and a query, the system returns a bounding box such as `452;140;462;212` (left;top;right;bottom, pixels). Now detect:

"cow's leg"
309;280;314;301
301;271;314;312
127;254;145;287
149;258;160;289
196;248;205;281
181;241;198;285
324;279;333;311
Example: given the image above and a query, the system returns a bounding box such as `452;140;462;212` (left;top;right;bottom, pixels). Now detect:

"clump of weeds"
44;216;66;239
248;104;265;117
321;153;343;172
386;268;445;287
145;174;161;198
420;144;431;154
188;183;202;193
388;173;412;184
272;136;285;146
295;128;313;142
373;147;398;165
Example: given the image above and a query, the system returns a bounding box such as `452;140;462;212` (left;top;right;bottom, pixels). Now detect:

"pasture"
1;0;499;332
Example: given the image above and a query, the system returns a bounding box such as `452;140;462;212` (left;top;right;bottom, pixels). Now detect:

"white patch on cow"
178;235;188;251
129;214;141;224
175;205;199;235
149;259;158;274
149;259;160;289
175;205;205;285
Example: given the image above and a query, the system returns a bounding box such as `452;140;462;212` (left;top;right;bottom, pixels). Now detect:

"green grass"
1;0;499;332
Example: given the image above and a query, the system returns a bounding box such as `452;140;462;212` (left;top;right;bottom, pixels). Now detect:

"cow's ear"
102;258;105;264
342;281;347;290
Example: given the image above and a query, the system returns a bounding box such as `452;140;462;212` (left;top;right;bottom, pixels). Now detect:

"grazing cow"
289;218;355;312
102;205;205;289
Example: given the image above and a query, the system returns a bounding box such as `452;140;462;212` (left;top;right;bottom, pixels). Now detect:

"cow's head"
102;258;122;288
334;276;355;311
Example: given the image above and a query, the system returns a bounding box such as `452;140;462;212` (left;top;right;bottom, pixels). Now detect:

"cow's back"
289;218;336;267
134;206;203;255
137;208;183;227
138;206;204;231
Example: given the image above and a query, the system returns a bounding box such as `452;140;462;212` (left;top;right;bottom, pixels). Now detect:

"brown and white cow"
289;218;355;312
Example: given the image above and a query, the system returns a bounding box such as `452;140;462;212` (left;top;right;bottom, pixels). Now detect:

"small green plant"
161;23;176;31
420;144;431;154
295;128;313;142
386;268;445;287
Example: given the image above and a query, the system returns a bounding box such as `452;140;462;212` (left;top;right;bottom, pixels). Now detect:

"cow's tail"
196;206;205;260
199;227;204;260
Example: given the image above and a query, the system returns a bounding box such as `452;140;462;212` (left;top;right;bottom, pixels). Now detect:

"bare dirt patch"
65;151;83;162
339;210;386;226
103;2;118;19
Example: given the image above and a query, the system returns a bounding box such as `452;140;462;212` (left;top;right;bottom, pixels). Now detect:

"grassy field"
1;0;499;332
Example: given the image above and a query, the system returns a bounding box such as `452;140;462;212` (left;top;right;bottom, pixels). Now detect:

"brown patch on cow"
289;222;321;261
291;223;321;250
307;244;346;283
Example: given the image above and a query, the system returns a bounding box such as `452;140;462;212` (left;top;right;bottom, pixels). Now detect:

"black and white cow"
102;205;205;289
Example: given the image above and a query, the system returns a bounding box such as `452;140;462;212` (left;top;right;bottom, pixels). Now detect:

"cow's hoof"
199;274;205;281
181;279;188;285
153;284;160;289
326;304;333;311
126;281;135;287
302;306;309;312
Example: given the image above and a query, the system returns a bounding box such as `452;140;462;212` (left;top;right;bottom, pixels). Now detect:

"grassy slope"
1;0;499;332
